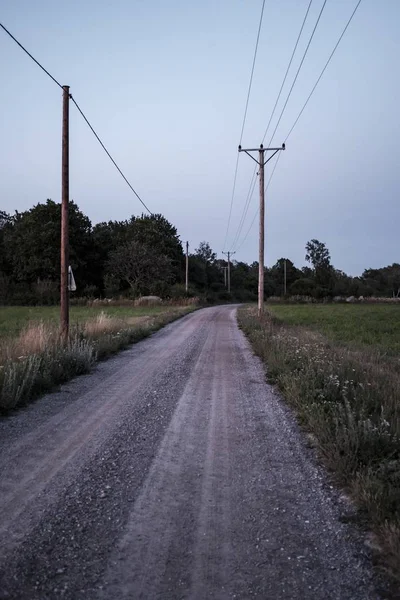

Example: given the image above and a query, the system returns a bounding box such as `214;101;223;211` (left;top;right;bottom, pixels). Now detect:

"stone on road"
0;306;378;599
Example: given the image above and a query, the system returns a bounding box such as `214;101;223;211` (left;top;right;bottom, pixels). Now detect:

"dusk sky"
1;0;399;275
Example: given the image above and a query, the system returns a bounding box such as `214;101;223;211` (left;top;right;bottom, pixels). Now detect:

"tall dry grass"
238;306;400;586
0;307;195;413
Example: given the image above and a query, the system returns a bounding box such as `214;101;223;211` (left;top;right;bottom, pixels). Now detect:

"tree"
0;211;12;276
195;241;216;264
0;211;11;229
93;213;184;292
362;263;400;297
290;278;317;296
107;240;173;296
3;199;94;288
305;239;333;286
269;258;301;296
190;241;219;291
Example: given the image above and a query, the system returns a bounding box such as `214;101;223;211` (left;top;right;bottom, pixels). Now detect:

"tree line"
0;200;399;305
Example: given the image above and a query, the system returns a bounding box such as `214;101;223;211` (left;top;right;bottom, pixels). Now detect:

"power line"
234;0;363;255
0;22;63;89
222;153;240;251
1;21;152;215
262;0;363;203
262;0;313;144
228;0;315;251
230;171;258;251
71;97;152;214
223;0;266;251
233;0;327;249
266;0;328;147
285;0;363;143
239;0;266;146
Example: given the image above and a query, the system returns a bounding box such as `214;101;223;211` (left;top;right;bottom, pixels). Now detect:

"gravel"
0;306;382;599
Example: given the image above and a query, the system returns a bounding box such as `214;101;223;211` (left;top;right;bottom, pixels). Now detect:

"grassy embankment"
0;304;196;413
238;303;400;584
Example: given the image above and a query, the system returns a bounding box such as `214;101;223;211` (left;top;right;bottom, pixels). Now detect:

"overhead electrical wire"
262;0;313;145
229;172;259;251
230;0;328;252
0;22;152;214
228;0;315;251
233;0;363;254
284;0;363;143
265;0;328;147
222;0;266;251
0;22;63;89
70;97;152;214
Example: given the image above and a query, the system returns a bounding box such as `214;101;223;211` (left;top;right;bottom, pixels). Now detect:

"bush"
168;283;197;299
290;278;316;296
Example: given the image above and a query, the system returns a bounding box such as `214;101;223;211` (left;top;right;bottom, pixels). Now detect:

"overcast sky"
1;0;399;275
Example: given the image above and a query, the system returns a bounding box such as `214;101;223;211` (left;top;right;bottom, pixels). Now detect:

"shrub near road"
238;304;400;585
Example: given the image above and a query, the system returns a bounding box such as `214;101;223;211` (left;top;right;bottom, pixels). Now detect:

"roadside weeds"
0;307;195;414
238;306;400;588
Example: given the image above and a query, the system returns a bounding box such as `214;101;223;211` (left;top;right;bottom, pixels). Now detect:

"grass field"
239;303;400;588
267;303;400;355
0;305;168;339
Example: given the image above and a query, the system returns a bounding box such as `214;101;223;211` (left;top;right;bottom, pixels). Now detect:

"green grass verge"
238;305;400;588
0;307;195;414
267;303;400;356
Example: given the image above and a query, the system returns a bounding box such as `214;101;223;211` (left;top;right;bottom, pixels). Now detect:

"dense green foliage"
0;200;399;304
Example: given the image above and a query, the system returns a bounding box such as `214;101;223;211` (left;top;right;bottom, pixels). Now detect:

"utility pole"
61;85;70;340
238;143;286;317
222;266;228;288
284;259;287;296
222;251;235;293
185;241;189;293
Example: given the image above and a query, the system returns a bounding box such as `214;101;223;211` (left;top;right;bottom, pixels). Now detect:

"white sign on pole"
68;265;77;292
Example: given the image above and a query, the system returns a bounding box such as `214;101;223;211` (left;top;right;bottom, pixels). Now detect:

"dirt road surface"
0;306;379;599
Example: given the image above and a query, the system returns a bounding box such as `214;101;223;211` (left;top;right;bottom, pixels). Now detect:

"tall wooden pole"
185;241;189;293
284;259;287;296
227;252;231;294
61;86;70;339
222;251;235;294
238;143;285;318
258;147;265;317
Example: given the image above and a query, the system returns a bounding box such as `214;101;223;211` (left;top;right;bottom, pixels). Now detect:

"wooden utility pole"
238;143;286;317
222;251;235;293
185;241;189;292
222;266;228;288
284;259;287;296
258;147;265;316
61;85;70;339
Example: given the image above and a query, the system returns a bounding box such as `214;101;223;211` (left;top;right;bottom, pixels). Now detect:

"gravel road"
0;305;380;599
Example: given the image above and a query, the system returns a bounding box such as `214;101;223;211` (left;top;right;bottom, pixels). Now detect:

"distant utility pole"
222;251;235;294
61;85;70;340
238;143;286;317
222;266;228;288
284;259;287;296
185;241;189;292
